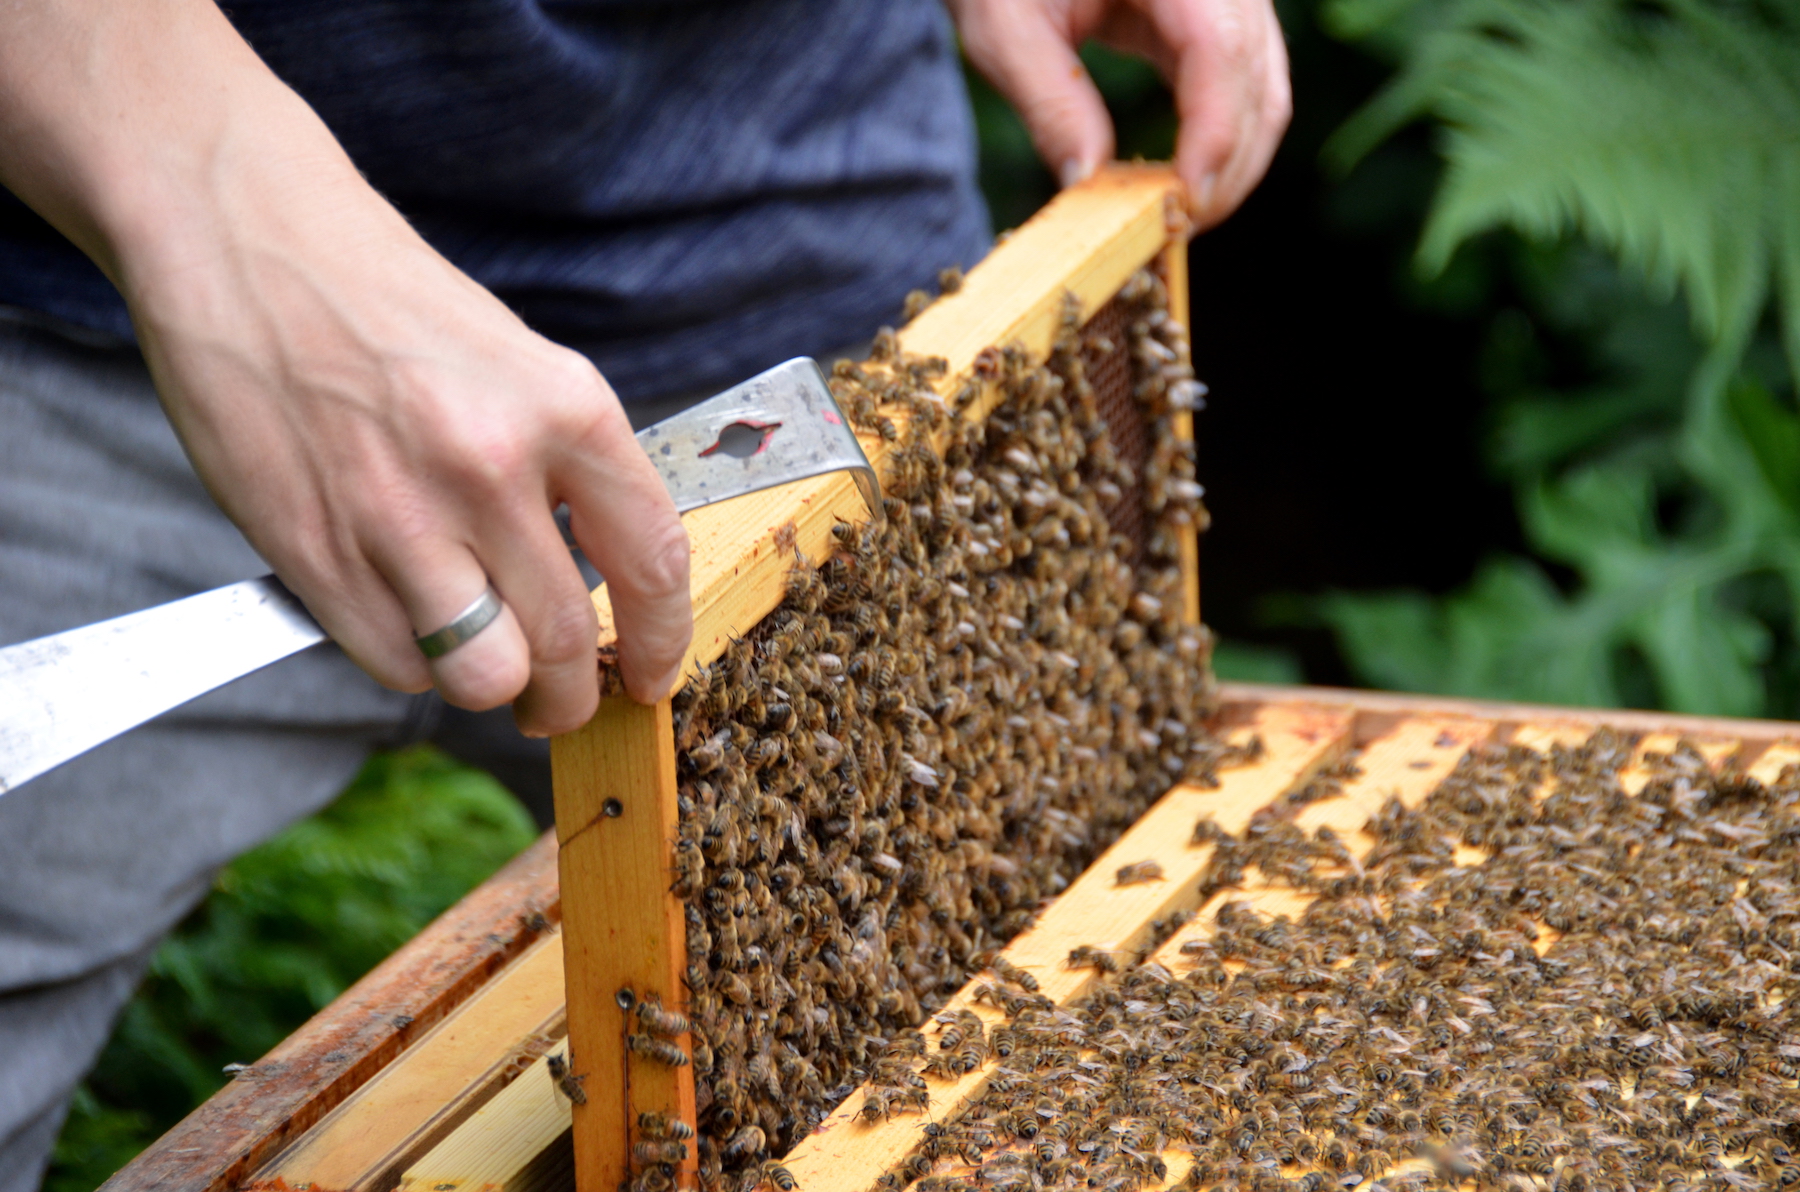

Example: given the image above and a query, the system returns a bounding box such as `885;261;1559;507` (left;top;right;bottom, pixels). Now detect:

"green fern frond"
1326;0;1800;375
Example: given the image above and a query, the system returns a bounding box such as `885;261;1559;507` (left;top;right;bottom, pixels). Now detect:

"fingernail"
522;728;550;740
1059;158;1095;189
1196;172;1218;213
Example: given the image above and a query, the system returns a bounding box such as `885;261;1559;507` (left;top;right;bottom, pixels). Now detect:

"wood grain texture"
778;701;1356;1192
400;1050;574;1192
102;833;562;1192
552;695;695;1192
260;932;566;1190
588;166;1183;687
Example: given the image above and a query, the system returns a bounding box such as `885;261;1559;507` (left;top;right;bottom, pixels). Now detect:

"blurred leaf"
1327;0;1800;378
1728;377;1800;519
1321;556;1626;706
44;1089;151;1192
1211;639;1306;684
1314;0;1800;719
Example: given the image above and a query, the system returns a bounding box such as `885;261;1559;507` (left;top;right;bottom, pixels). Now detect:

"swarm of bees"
660;267;1244;1190
865;732;1800;1192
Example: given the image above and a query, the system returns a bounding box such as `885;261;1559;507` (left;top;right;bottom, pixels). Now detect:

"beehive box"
102;169;1800;1192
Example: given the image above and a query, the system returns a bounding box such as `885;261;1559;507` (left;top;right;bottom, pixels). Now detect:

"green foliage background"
47;750;536;1192
1312;0;1800;718
47;4;1800;1186
971;0;1800;717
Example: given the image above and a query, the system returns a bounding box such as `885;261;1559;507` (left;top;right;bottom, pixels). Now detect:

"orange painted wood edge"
100;832;562;1192
1216;682;1800;747
553;695;696;1192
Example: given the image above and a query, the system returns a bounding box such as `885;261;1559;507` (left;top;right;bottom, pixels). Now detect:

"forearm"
0;0;379;303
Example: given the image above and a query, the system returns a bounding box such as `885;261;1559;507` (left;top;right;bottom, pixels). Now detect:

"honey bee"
1067;945;1122;974
634;1141;690;1165
890;1085;930;1114
721;1125;767;1164
688;730;730;775
546;1051;587;1105
627;1034;689;1067
629;1166;673;1192
937;1009;983;1052
763;1162;798;1191
1114;860;1165;886
636;1000;691;1037
859;1089;891;1123
901;1155;935;1182
672;839;705;898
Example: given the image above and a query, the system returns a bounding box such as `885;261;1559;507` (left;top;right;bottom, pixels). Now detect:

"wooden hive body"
101;167;1800;1192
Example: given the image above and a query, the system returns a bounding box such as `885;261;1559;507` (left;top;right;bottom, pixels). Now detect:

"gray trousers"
0;319;562;1190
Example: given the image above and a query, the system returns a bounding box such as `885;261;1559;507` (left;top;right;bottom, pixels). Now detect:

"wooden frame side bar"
102;833;562;1192
552;695;695;1192
1161;231;1200;626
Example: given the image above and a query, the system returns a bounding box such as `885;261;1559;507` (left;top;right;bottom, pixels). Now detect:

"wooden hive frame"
106;688;1800;1192
102;163;1800;1192
546;164;1199;1192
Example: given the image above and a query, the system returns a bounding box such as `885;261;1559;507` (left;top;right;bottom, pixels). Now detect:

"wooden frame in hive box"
98;166;1800;1192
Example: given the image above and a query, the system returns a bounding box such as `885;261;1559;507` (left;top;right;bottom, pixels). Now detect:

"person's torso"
0;0;989;399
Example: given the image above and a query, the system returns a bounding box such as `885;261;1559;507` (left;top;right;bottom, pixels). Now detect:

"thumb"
961;0;1115;186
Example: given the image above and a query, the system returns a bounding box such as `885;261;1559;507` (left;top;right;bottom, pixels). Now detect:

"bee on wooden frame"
546;1051;587;1105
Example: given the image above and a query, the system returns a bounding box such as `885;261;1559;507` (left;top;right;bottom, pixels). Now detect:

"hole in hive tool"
699;420;782;460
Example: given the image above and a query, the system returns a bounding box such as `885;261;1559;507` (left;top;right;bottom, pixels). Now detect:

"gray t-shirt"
0;0;991;401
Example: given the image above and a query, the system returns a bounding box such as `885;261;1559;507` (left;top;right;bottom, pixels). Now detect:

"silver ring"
415;586;504;658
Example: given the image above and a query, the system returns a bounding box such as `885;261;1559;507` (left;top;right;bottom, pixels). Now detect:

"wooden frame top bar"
589;166;1184;686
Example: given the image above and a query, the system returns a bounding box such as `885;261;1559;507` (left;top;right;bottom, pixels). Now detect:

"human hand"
134;174;694;728
0;0;692;728
949;0;1292;229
